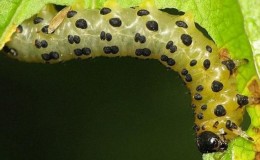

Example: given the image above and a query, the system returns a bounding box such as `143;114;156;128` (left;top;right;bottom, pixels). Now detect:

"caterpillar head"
196;131;228;153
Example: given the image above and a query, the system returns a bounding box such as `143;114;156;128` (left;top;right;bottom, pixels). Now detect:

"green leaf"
0;0;259;160
238;1;260;160
239;0;260;75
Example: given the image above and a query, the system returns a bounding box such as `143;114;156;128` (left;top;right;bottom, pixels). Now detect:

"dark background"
0;54;249;160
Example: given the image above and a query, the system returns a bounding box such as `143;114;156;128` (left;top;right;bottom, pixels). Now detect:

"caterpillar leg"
219;48;249;75
232;78;260;142
234;58;249;67
222;58;249;75
232;127;254;141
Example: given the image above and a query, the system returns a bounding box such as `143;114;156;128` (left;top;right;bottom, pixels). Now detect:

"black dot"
194;93;202;100
181;69;188;75
206;45;212;53
75;19;88;29
196;85;204;92
226;120;232;130
146;21;158;31
49;51;59;59
175;21;188;28
17;25;23;33
139;35;146;43
203;59;211;69
226;120;238;130
222;60;236;75
74;48;83;56
100;7;112;15
181;34;192;46
211;80;223;92
82;47;91;55
161;55;168;61
100;31;106;40
135;48;151;56
166;41;177;53
143;48;151;56
35;39;42;48
214;105;226;117
185;74;192;82
68;35;74;44
166;41;173;49
135;33;140;42
41;40;48;48
167;58;175;66
201;105;207;111
169;45;177;53
106;33;112;41
102;46;119;54
197;113;203;120
103;46;112;54
137;9;150;16
135;49;142;56
41;25;49;34
190;60;197;66
236;94;249;107
41;53;51;61
33;17;43;24
73;35;81;44
67;10;77;18
109;18;122;27
111;46;119;54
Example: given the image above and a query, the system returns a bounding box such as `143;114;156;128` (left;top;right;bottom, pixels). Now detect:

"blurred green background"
0;54;249;160
0;54;200;160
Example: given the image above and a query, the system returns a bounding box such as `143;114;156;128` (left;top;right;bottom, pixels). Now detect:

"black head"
196;131;228;153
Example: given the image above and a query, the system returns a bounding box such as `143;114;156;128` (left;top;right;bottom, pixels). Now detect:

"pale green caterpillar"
2;0;253;153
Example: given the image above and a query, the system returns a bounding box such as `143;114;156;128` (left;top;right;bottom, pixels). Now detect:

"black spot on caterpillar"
2;0;252;153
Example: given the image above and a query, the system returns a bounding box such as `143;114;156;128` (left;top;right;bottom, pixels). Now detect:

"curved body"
3;2;249;153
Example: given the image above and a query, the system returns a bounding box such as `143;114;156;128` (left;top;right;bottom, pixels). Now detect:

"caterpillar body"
2;0;253;153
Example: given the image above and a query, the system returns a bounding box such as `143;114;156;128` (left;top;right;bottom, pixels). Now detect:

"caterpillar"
2;0;254;153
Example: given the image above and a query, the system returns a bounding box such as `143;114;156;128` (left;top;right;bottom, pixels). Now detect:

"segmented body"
3;2;250;153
